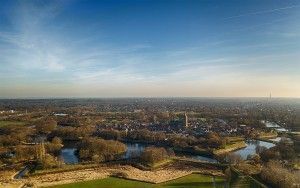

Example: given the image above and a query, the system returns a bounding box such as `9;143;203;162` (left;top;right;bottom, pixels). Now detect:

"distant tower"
184;113;188;128
269;93;272;99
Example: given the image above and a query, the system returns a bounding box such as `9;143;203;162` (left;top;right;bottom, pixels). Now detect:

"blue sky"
0;0;300;98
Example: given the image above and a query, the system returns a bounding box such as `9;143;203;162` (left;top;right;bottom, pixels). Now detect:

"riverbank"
213;141;247;155
255;137;279;144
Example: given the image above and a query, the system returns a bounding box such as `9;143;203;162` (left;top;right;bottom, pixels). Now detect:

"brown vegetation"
78;137;127;162
260;160;300;188
140;147;170;165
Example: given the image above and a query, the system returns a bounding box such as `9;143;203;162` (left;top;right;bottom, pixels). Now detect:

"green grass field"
47;174;226;188
0;120;26;127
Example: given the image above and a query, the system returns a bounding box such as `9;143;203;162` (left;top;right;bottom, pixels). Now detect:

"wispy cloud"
0;1;299;97
0;1;67;73
224;4;300;20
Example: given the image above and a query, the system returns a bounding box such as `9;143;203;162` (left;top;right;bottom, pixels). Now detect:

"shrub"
78;137;127;161
140;147;168;165
260;160;300;188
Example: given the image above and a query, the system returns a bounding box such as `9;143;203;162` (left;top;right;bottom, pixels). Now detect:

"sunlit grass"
46;174;226;188
0;120;26;127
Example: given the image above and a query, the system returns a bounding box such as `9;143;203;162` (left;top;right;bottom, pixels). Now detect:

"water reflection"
263;121;280;128
60;148;79;164
189;155;218;163
123;142;217;163
269;137;281;142
59;140;274;164
123;143;146;159
262;120;289;132
275;128;289;132
234;140;275;160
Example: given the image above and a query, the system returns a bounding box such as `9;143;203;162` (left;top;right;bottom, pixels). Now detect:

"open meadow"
46;174;226;188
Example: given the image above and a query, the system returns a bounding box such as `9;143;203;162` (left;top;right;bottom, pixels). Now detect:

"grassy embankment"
0;120;26;127
231;166;268;188
213;141;246;155
258;132;278;139
128;159;174;171
226;136;244;142
46;173;226;188
30;164;100;176
31;159;173;177
148;159;174;168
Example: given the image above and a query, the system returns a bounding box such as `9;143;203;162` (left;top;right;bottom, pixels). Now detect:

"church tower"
185;113;188;128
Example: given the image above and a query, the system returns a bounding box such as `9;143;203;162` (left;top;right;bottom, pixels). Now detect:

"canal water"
188;155;218;163
14;166;29;179
59;139;278;164
59;142;150;164
122;142;147;159
122;142;218;162
60;148;79;164
59;142;218;164
262;120;289;132
234;140;275;160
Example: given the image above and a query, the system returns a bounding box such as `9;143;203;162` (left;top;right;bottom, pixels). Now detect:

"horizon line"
0;96;299;100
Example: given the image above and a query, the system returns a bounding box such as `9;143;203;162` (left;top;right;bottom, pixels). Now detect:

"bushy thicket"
260;160;300;188
140;147;174;165
96;129;226;149
78;137;127;162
